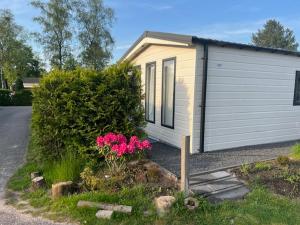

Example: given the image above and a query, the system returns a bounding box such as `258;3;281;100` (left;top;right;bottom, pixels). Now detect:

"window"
145;62;156;123
161;58;176;128
294;71;300;105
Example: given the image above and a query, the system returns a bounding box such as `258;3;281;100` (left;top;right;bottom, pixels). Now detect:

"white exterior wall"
132;45;198;152
200;45;300;151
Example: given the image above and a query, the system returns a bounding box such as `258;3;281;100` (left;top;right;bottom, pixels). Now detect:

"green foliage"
32;63;145;160
11;90;32;106
31;0;72;69
254;162;271;171
14;77;24;91
240;164;251;175
252;19;299;51
291;144;300;160
276;155;290;166
0;10;43;85
73;0;115;70
0;89;12;106
43;151;85;185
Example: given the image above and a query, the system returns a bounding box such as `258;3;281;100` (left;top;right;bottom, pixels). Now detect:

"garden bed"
233;158;300;198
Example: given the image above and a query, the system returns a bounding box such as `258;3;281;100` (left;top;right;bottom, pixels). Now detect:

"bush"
0;89;12;106
12;90;32;106
276;155;290;166
15;77;24;91
32;63;145;160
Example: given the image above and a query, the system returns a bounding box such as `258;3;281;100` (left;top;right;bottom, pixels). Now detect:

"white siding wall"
202;46;300;151
132;45;198;152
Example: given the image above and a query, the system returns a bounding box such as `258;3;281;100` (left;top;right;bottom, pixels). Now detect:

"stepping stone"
96;210;113;219
190;170;249;202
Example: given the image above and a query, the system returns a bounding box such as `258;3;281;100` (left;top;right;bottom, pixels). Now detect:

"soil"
233;160;300;198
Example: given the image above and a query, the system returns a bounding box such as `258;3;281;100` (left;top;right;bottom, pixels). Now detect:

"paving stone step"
207;185;250;203
190;176;242;195
189;173;232;186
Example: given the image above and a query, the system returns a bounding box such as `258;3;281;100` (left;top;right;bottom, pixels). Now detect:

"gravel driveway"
0;107;73;225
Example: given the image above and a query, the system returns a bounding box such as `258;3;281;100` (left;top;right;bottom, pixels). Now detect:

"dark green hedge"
0;89;32;106
12;90;32;106
32;63;145;160
0;89;12;106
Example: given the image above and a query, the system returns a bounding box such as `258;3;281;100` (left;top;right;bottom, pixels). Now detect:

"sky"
2;0;300;64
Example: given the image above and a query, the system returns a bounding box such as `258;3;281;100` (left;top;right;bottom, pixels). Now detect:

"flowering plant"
96;132;151;173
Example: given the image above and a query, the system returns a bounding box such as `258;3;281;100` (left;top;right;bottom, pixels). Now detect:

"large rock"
31;176;45;190
77;200;132;214
96;210;113;219
154;196;176;217
52;181;73;199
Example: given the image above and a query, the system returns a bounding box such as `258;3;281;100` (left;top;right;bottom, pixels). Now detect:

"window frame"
161;57;176;129
145;61;156;123
294;71;300;106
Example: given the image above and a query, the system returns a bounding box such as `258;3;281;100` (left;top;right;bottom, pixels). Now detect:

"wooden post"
181;135;190;196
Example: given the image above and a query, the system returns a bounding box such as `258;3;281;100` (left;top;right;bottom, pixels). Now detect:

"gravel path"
0;107;73;225
150;140;296;176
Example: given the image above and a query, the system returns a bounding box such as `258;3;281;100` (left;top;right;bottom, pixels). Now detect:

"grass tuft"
291;144;300;160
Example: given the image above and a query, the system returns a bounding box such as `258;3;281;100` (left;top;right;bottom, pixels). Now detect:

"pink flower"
117;134;127;144
141;140;152;149
127;143;136;154
96;136;104;147
117;143;128;157
129;136;139;144
104;132;117;146
111;144;119;152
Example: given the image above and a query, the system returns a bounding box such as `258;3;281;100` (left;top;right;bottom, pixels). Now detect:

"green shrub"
276;155;290;166
0;89;12;106
12;90;32;106
15;77;24;91
240;164;251;175
43;151;84;184
291;144;300;160
254;162;271;171
32;63;145;160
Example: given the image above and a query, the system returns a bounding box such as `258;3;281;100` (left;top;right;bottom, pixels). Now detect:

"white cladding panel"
132;45;198;152
204;46;300;151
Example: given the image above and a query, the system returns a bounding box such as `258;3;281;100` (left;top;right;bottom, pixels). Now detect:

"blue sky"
2;0;300;63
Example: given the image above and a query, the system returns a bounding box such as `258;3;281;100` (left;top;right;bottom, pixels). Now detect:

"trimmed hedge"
12;90;32;106
32;63;145;160
0;89;32;106
0;89;12;106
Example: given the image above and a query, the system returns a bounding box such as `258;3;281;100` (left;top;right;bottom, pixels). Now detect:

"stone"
30;172;41;180
154;196;176;217
31;176;45;189
51;181;73;199
77;200;132;214
135;171;147;183
184;197;199;210
96;210;113;219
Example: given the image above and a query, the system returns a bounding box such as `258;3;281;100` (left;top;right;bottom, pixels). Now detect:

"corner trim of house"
199;44;209;153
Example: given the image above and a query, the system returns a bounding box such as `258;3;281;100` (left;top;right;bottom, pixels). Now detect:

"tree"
252;19;299;51
63;54;80;71
31;0;72;69
0;9;43;86
73;0;114;70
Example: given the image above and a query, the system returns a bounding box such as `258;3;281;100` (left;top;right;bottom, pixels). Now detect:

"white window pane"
146;63;155;122
162;59;175;127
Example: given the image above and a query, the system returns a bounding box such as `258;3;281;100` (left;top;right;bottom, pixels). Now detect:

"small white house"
120;31;300;153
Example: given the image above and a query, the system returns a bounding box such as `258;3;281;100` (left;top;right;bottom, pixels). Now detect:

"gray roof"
23;78;40;84
120;31;300;61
